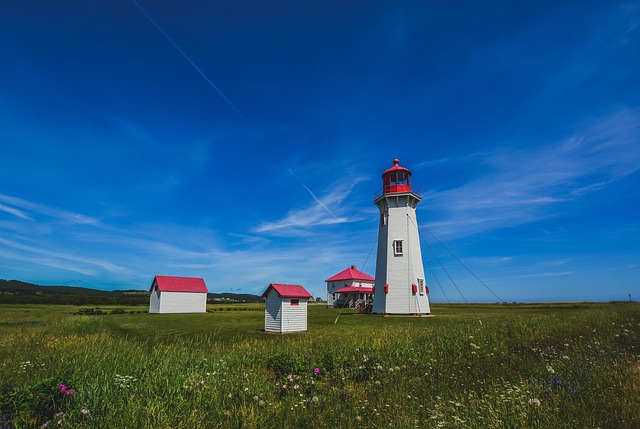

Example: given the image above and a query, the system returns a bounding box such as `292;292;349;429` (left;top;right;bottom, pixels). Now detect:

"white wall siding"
327;280;375;308
373;193;431;315
149;288;161;313
157;291;207;313
264;290;308;333
264;290;282;332
281;299;308;333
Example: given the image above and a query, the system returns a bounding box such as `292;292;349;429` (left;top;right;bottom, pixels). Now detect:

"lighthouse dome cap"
382;158;412;177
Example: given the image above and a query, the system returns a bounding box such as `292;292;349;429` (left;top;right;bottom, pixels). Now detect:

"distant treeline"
0;279;262;305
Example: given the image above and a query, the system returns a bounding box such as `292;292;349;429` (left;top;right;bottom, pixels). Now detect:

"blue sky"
1;1;639;302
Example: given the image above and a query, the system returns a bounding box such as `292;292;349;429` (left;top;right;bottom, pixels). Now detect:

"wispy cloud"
0;194;103;227
0;237;130;276
425;109;640;237
0;203;31;220
254;176;368;235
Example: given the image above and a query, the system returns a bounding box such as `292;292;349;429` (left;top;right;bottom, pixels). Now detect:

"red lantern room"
382;158;413;195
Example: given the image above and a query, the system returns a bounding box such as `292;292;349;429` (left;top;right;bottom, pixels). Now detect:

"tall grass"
1;303;638;428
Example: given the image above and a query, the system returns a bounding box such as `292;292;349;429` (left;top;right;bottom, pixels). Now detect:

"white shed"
149;275;208;314
262;283;312;333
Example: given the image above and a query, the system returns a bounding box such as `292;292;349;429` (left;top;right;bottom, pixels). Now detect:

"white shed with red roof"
149;275;208;314
262;283;312;333
325;265;375;308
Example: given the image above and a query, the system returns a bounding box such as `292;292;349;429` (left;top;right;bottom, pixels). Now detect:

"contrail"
288;169;342;221
130;0;248;122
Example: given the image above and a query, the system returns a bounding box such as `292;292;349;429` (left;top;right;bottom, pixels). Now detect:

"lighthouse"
372;159;431;315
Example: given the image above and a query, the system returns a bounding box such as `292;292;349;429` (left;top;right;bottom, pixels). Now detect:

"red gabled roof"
152;275;208;293
334;286;374;294
262;283;312;299
325;267;375;282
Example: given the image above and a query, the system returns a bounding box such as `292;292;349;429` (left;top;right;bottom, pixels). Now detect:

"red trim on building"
334;286;374;294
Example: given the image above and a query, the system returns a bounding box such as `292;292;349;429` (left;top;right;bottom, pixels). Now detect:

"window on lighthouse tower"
393;240;403;256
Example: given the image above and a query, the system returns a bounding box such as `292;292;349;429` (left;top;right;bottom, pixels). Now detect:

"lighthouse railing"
374;186;421;199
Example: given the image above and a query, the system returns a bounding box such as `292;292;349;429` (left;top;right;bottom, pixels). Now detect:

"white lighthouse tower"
372;159;431;315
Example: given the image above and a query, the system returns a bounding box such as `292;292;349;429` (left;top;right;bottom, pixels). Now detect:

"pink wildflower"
59;384;66;392
65;389;76;396
314;367;320;374
81;408;89;415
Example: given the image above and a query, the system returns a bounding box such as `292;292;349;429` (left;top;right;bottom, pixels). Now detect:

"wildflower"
314;367;320;374
59;384;67;392
81;408;89;415
356;416;362;422
65;389;76;396
528;398;541;407
282;384;287;389
294;384;299;390
546;365;555;374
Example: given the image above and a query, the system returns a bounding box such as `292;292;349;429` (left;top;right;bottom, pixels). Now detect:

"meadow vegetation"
1;302;639;428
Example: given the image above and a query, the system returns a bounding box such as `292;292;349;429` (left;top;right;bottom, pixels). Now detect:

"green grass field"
1;302;639;428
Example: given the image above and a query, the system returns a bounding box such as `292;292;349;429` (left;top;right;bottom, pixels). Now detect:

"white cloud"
425;109;640;237
253;175;368;235
0;193;103;227
0;203;31;220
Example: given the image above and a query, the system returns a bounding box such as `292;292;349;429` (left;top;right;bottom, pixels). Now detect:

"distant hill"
0;279;262;305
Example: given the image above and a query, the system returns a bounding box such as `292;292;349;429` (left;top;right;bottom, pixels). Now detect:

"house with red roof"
325;266;375;309
149;275;208;314
262;283;312;333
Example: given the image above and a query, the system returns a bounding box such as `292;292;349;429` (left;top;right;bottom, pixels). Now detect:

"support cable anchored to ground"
417;219;510;305
406;215;482;325
414;216;521;320
423;250;457;315
360;238;377;274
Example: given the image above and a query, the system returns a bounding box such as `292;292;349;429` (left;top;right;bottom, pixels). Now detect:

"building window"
418;278;425;295
290;299;299;306
393;240;403;256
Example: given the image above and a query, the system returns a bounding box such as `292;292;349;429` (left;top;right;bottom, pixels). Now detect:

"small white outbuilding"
262;283;312;333
149;275;208;314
